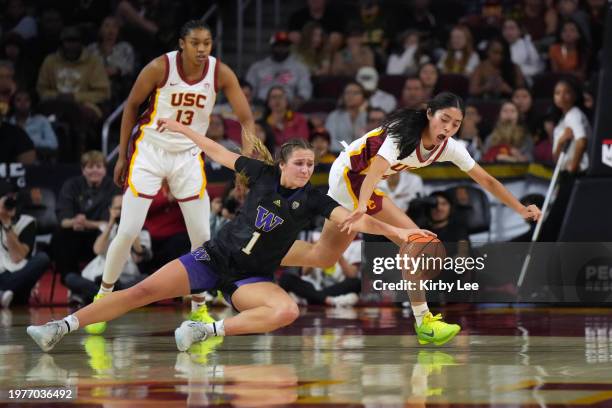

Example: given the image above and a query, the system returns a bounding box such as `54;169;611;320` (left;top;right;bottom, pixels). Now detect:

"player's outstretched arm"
157;118;240;171
329;206;435;242
467;163;541;221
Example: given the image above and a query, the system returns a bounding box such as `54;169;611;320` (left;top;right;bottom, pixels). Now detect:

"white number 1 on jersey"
241;231;261;255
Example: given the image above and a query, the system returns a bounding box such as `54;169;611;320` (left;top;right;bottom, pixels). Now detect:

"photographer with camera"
0;181;50;308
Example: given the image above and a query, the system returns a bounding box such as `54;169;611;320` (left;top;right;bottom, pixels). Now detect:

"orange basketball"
401;235;446;279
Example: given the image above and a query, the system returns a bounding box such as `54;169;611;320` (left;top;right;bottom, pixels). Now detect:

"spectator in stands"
143;183;190;271
264;86;309;148
0;182;50;308
437;25;480;76
0;120;36;164
329;23;375;77
457;104;483;161
8;89;58;155
206;114;241;155
86;16;135;103
279;234;361;307
3;0;37;40
425;191;470;246
310;127;336;164
483;101;532;163
292;22;331;76
399;0;438;47
1;33;36;91
416;63;438;102
519;0;556;45
378;171;424;212
398;76;426;110
502;18;543;84
254;119;277;158
355;66;397;114
53;151;119;286
548;19;588;80
386;30;430;76
540;77;591;241
0;60;17;117
365;106;386;132
469;37;525;99
246;31;312;107
325;81;368;152
359;0;392;70
555;0;591;44
287;0;345;51
66;194;150;304
512;87;541;139
214;79;264;121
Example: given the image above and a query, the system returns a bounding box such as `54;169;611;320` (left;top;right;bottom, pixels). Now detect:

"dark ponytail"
384;92;465;159
179;19;211;39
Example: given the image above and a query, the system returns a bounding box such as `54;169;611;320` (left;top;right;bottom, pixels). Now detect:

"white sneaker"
0;290;13;308
174;320;207;352
330;293;359;307
27;320;68;352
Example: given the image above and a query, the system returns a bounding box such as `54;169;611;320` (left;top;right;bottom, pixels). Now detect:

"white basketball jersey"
137;51;218;152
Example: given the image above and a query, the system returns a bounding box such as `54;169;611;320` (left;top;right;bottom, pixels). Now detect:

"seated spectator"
359;0;392;69
502;18;544;84
65;194;150;304
555;0;591;44
254;119;277;158
398;76;426;110
365;106;386;132
386;30;430;76
279;235;361;307
1;33;36;90
52;151;119;287
86;16;135;102
329;23;375;77
399;0;438;47
214;79;264;121
425;191;470;253
512;87;542;139
207;114;241;156
548;19;588;80
469;37;525;99
519;0;557;46
310;127;336;164
264;86;309;148
210;195;241;239
143;183;190;271
325;81;368;152
378;171;424;212
356;66;397;113
437;25;480;76
37;26;111;157
8;89;58;155
246;31;312;107
0;182;50;308
292;22;331;76
0;60;17;116
457;104;483;161
0;120;36;164
418;62;439;101
288;0;346;51
3;0;37;40
483;101;532;163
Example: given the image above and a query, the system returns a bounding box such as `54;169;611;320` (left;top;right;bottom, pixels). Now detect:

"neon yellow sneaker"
84;335;112;374
189;336;224;365
189;303;215;323
84;294;108;334
414;312;461;346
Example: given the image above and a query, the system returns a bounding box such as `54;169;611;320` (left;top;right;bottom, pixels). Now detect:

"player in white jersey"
84;20;256;334
280;92;541;346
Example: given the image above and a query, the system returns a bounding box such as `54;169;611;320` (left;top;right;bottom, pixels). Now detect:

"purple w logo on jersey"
255;205;284;232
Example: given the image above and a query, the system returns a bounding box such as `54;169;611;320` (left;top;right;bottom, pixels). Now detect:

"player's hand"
339;204;367;233
396;228;437;242
114;156;127;187
157;118;187;135
521;204;541;222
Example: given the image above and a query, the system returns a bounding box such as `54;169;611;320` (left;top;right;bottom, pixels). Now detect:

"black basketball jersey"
209;156;339;277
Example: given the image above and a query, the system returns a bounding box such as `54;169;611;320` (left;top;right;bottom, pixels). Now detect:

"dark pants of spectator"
279;273;361;305
0;252;50;305
540;171;580;242
52;228;98;281
147;232;191;273
64;272;146;304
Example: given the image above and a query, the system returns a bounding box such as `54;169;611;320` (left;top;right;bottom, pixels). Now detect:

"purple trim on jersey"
179;251;218;293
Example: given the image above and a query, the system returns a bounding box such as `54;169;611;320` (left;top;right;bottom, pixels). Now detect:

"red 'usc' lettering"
170;93;206;108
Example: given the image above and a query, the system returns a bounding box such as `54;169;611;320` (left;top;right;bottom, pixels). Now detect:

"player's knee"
272;302;300;327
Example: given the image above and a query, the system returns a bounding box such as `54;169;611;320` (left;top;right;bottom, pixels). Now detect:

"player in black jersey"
27;120;435;352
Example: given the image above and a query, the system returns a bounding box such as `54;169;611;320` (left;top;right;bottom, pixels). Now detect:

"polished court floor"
2;304;612;407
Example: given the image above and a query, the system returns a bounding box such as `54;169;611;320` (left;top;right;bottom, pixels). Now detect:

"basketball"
400;235;446;279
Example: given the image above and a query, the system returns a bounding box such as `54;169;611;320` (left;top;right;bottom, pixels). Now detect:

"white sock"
191;297;206;312
63;314;79;332
205;320;225;337
412;303;430;327
98;285;114;296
